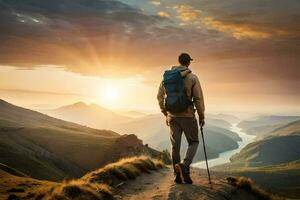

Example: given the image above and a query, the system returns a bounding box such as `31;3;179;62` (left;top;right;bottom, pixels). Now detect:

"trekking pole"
201;126;212;185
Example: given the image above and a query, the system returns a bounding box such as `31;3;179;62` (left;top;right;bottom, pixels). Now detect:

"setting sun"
103;86;120;101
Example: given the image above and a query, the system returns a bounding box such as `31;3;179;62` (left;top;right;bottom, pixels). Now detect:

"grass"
3;156;165;200
43;180;113;200
226;176;284;200
82;156;165;185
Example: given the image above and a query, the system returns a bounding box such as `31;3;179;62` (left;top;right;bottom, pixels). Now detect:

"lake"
192;123;256;169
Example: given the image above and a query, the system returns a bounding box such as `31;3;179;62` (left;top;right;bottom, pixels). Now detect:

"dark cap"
178;53;193;65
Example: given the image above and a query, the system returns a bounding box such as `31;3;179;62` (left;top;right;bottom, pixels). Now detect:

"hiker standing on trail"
157;53;205;184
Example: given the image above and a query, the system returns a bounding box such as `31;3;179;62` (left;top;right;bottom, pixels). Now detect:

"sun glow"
103;87;120;101
96;82;122;108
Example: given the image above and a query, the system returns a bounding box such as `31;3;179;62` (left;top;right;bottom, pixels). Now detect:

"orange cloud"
157;11;170;18
173;4;201;23
202;17;290;39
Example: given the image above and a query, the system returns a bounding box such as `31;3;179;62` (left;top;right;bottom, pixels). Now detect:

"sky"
0;0;299;114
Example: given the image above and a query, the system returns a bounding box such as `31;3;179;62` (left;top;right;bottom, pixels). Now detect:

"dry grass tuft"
4;156;165;200
226;176;284;200
82;156;165;185
44;180;113;200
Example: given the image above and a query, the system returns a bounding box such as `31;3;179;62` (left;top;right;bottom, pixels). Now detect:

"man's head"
178;53;193;67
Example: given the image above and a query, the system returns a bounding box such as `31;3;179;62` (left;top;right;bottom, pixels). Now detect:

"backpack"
163;69;192;113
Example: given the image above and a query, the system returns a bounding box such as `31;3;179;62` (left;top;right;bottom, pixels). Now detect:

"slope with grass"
0;99;162;181
1;156;279;200
0;156;164;200
114;113;241;162
229;120;300;167
213;160;300;199
213;119;300;199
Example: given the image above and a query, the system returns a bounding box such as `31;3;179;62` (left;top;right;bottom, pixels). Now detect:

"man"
157;53;205;184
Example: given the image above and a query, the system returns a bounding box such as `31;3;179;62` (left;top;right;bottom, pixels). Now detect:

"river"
192;123;256;169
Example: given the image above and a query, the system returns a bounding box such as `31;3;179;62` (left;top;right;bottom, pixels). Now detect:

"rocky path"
116;167;258;200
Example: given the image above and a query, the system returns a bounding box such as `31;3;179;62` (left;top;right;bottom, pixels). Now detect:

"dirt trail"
116;167;258;200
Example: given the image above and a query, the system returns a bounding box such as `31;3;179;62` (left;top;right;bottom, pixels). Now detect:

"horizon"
1;97;300;121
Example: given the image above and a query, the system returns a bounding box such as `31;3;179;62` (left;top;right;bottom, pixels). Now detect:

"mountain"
238;115;300;138
0;99;160;181
213;120;300;198
228;120;300;167
205;117;232;129
206;113;240;124
269;119;300;137
230;134;300;167
214;159;300;199
117;110;147;118
43;102;132;130
114;113;241;162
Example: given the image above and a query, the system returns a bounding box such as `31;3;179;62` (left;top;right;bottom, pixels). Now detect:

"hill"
213;160;300;199
213;119;300;199
43;102;132;130
116;110;147;118
0;99;162;181
269;119;300;137
238;115;300;138
0;156;279;200
229;120;300;167
114;114;241;162
206;113;240;124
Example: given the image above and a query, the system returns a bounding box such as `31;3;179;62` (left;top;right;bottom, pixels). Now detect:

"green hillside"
230;120;300;167
0;99;157;181
216;160;300;199
213;118;300;199
230;135;300;166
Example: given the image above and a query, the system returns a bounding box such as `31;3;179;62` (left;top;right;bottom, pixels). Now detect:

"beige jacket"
157;66;205;120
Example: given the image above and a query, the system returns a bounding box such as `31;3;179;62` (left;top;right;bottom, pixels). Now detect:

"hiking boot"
174;164;184;184
174;172;183;184
176;163;193;184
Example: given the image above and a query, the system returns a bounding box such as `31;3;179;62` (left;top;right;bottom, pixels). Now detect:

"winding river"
193;123;256;169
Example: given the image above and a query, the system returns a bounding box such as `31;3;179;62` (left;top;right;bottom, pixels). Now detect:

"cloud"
172;4;201;23
0;0;299;88
202;16;290;39
170;1;300;40
151;1;161;6
0;0;173;76
157;11;170;18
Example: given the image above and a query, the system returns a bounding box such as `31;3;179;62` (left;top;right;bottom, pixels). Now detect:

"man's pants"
169;117;199;172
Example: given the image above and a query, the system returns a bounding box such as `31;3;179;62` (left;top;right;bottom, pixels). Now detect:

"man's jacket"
157;66;205;121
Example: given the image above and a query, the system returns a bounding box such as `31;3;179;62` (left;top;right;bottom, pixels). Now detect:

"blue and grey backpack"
163;69;192;113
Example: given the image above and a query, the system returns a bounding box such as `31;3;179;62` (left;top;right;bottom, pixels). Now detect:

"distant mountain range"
206;113;240;124
43;102;132;130
238;115;300;139
114;113;241;162
117;110;147;118
43;102;241;162
0;99;161;181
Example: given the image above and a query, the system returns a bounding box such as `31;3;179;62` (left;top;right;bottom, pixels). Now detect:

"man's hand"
199;119;205;128
166;115;171;126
